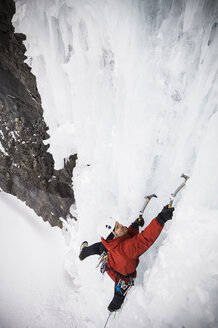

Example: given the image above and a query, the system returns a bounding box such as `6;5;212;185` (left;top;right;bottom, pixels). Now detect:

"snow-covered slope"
0;191;78;328
10;0;218;327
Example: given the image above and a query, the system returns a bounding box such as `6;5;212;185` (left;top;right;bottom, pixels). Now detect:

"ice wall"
13;0;218;327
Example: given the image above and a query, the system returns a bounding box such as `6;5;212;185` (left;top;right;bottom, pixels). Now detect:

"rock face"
0;0;77;228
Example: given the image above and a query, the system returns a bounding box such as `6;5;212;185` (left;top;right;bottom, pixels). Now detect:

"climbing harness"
115;277;135;296
97;250;136;280
106;265;136;283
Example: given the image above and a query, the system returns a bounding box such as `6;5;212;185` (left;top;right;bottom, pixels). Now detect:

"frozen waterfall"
9;0;218;327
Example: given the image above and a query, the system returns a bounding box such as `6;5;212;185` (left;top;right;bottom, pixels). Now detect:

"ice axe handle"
140;194;157;215
168;200;173;208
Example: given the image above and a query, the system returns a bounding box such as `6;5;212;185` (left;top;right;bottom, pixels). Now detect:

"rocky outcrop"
0;0;77;228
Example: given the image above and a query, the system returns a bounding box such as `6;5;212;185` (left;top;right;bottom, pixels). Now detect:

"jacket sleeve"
127;225;139;237
119;219;164;258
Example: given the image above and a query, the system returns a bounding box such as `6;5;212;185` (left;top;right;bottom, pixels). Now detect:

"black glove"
156;205;174;224
131;215;145;229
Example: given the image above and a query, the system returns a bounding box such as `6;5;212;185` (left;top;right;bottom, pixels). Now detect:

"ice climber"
79;205;174;312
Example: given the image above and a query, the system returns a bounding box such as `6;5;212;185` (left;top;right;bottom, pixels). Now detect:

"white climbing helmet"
97;217;117;239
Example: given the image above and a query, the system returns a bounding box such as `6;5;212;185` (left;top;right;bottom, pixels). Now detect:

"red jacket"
101;218;164;283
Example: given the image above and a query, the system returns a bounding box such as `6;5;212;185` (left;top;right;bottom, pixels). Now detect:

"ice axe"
139;194;157;220
168;174;190;208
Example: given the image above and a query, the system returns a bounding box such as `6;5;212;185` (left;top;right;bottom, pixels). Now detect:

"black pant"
79;242;107;261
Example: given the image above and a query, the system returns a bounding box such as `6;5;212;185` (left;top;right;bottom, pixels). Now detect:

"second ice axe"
168;174;190;208
139;194;157;219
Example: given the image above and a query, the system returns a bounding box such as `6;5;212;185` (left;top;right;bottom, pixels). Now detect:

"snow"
0;192;77;328
5;0;218;327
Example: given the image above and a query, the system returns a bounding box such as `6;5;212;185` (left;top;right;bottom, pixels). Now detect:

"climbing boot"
79;241;88;260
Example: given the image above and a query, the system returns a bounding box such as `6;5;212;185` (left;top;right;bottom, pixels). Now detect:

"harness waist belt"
106;265;135;279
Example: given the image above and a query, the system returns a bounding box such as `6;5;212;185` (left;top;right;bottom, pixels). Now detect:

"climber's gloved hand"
131;215;145;229
156;205;174;224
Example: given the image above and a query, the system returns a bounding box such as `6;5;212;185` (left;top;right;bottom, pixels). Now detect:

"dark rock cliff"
0;0;77;228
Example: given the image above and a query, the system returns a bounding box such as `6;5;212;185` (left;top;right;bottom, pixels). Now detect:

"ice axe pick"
168;173;190;208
